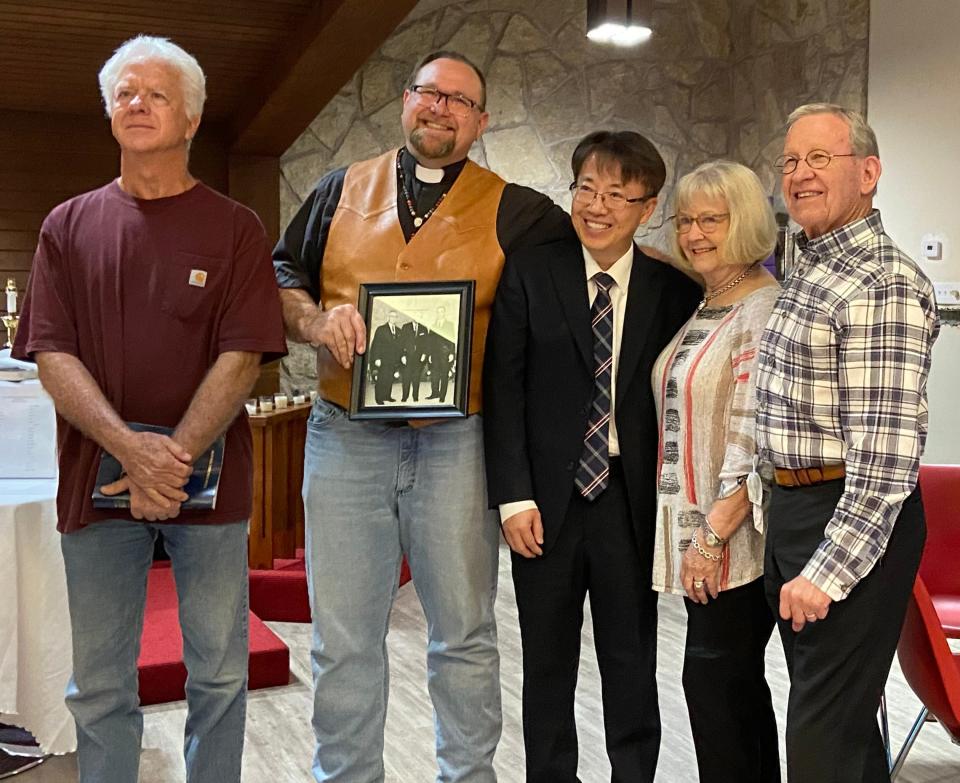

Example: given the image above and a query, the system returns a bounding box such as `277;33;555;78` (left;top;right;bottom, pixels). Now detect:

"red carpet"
249;551;412;623
138;566;290;706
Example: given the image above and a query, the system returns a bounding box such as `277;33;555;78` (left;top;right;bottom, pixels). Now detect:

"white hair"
786;103;879;158
98;35;206;119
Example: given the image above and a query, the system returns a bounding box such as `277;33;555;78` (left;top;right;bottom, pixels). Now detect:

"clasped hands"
99;430;193;521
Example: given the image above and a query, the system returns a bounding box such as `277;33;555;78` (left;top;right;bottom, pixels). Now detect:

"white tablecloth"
0;478;76;754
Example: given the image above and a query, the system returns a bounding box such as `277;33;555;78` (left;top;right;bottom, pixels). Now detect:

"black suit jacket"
370;323;403;367
483;237;701;555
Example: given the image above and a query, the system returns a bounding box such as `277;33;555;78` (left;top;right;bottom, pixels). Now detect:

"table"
246;402;311;569
0;478;76;755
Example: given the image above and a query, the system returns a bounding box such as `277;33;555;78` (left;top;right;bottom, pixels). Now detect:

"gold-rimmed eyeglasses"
774;149;857;175
409;85;482;118
671;213;730;234
569;182;653;211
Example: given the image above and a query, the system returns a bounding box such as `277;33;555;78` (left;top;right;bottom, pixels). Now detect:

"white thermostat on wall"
923;240;943;260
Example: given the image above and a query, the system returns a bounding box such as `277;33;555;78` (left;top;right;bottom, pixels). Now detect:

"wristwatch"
702;519;727;548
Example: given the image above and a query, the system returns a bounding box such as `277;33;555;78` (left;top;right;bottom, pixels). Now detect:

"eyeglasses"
672;213;730;234
409;85;482;118
569;182;652;211
774;149;857;174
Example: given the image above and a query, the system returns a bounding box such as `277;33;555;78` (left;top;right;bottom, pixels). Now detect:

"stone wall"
278;0;868;390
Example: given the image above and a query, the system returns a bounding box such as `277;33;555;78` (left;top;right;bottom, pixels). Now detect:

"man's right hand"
303;304;366;369
502;509;544;558
100;475;184;521
116;430;192;503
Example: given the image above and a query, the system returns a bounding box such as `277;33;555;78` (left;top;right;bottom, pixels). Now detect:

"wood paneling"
0;0;418;294
230;0;420;156
0;1;317;122
0;109;228;294
229;154;281;244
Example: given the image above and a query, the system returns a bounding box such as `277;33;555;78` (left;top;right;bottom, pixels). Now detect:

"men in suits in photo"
400;317;429;402
369;309;403;404
483;130;701;782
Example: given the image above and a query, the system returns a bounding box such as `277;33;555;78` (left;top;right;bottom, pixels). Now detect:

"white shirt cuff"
499;500;538;524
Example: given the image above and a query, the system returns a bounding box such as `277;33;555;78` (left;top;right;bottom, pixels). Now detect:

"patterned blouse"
651;285;779;595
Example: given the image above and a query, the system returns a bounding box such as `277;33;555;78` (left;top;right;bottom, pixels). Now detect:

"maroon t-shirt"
12;181;287;533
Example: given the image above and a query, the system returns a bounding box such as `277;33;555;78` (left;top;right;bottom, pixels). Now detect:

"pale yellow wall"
869;0;960;464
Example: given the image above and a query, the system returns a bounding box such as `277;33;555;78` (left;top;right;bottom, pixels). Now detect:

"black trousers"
512;461;660;783
764;480;925;783
401;360;422;401
683;577;780;783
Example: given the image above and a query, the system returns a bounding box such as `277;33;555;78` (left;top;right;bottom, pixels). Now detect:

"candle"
5;279;15;315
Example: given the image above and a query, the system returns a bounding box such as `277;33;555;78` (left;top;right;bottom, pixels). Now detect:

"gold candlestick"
2;314;18;349
3;278;18;348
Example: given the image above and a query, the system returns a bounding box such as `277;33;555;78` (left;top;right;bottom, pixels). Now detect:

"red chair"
917;464;960;638
882;464;960;771
890;574;960;779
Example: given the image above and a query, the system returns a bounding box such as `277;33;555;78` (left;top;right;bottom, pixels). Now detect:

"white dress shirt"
499;245;634;523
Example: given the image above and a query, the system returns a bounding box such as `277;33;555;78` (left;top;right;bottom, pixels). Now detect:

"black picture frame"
349;280;475;420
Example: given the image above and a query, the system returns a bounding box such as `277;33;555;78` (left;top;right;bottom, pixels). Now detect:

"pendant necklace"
696;262;758;313
397;150;448;231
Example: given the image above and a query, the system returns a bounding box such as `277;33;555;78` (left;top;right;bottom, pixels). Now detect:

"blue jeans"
303;400;501;783
60;519;249;783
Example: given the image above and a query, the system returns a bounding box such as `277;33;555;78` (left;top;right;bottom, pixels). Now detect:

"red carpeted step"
249;552;412;624
138;566;289;706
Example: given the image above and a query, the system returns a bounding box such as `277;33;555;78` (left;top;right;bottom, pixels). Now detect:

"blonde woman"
652;160;781;782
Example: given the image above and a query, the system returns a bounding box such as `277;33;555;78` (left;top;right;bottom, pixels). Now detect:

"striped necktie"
575;272;615;501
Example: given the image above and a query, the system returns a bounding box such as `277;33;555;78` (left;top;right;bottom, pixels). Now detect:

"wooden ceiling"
0;0;418;155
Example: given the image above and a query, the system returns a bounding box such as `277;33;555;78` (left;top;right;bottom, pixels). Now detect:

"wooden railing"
247;402;311;569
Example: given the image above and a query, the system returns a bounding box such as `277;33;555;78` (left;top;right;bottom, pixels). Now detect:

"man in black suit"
369;309;403;403
483;131;701;782
400;317;429;402
426;306;455;402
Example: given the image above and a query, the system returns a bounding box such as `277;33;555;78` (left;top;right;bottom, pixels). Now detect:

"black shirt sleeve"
272;167;347;302
496;183;575;254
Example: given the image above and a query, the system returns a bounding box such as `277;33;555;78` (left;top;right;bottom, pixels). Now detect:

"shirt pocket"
159;252;227;323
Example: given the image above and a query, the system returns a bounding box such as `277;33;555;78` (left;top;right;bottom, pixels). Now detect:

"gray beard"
408;128;454;162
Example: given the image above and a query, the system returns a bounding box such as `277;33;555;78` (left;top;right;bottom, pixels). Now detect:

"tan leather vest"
318;148;507;416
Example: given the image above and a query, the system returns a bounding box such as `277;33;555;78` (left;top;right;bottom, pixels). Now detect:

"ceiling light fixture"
586;0;653;46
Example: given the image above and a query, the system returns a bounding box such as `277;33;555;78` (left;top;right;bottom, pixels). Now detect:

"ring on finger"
693;579;705;589
804;612;817;621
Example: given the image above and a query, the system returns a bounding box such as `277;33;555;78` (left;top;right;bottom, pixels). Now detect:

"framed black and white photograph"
349;280;475;420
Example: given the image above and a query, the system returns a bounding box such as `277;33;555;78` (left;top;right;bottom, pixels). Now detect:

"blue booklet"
91;422;225;510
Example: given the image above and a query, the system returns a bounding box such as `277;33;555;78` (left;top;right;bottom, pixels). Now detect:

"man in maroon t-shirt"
12;35;285;783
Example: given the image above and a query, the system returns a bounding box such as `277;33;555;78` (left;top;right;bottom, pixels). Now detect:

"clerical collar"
398;147;466;185
416;163;444;183
397;148;467;234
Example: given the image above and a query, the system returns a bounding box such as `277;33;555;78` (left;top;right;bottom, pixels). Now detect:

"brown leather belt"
774;464;846;487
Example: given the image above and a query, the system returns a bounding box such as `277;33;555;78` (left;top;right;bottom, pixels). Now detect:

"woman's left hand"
681;541;723;604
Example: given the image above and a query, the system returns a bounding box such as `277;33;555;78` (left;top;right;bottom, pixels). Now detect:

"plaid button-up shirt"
756;210;939;601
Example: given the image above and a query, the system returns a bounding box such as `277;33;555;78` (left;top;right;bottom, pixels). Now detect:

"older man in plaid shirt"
756;103;939;783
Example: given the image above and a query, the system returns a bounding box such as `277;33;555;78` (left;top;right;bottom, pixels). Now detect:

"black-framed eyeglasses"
409;85;482;118
774;149;857;175
671;213;730;234
569;182;653;211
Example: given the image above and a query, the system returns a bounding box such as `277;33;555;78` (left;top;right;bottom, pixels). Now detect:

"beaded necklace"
396;150;449;232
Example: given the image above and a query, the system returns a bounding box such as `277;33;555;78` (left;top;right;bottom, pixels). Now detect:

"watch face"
705;531;722;547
